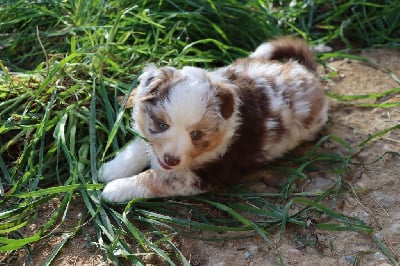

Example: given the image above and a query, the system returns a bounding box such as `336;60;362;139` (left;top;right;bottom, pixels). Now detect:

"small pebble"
357;151;371;160
344;255;355;264
287;248;302;257
248;245;258;254
313;177;333;189
83;241;90;249
390;223;400;233
373;251;387;261
343;197;358;210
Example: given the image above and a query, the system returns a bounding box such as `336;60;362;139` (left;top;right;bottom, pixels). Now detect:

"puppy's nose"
164;154;180;167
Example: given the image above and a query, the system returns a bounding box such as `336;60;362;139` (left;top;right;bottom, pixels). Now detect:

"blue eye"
158;122;169;132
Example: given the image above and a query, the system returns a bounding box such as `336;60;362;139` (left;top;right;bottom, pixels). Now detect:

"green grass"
1;0;399;265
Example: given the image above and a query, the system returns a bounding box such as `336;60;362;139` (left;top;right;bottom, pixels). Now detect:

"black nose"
164;154;180;166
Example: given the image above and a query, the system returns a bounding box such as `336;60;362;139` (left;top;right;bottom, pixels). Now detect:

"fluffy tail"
249;37;316;71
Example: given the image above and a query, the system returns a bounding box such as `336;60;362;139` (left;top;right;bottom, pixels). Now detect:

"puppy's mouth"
157;158;172;170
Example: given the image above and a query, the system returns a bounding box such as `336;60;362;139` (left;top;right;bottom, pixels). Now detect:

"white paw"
102;178;134;202
98;161;131;183
98;161;116;183
102;176;150;202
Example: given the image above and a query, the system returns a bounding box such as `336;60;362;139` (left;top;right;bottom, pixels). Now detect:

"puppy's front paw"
98;161;123;183
102;176;150;202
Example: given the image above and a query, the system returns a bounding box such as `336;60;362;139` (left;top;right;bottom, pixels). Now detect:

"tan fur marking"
135;105;147;135
190;130;225;159
137;170;176;197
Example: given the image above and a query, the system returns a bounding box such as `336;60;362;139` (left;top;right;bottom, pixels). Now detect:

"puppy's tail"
249;37;316;71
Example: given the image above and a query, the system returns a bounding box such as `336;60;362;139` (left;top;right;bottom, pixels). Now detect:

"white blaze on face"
165;68;210;123
159;67;213;167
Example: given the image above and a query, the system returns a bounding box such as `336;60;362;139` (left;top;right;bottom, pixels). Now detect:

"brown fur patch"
194;71;272;188
193;52;323;189
214;83;235;119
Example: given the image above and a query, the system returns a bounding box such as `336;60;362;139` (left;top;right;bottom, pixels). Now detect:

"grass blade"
373;234;398;266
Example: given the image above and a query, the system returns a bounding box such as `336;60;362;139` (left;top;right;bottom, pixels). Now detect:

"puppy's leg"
102;169;203;202
99;138;150;183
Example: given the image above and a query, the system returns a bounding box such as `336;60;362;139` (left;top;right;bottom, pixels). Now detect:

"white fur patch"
99;138;151;183
266;118;280;131
249;42;275;59
164;68;210;125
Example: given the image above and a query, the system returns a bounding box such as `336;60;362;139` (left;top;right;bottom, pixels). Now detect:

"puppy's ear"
214;83;235;119
136;66;176;101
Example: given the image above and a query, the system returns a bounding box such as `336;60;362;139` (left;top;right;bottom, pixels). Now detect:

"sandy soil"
3;48;399;266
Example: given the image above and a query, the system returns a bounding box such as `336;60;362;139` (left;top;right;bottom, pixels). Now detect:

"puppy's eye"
190;130;203;141
158;122;169;132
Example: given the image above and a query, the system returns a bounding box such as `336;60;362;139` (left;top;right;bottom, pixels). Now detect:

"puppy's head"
134;65;239;170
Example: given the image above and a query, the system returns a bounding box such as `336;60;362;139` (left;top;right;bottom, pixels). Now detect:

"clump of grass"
1;0;399;265
273;0;400;48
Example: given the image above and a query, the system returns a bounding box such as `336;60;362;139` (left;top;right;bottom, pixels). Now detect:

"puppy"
100;37;328;202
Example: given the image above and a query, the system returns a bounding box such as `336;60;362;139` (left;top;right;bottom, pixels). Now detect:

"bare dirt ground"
3;48;399;265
